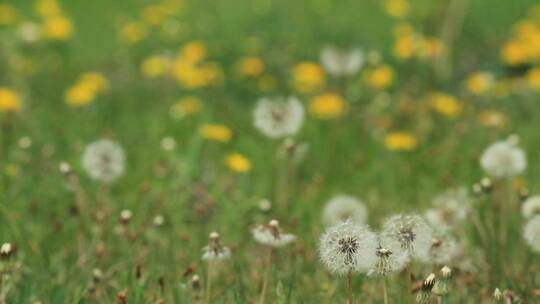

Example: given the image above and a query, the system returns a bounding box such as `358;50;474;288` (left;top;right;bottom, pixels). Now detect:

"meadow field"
1;0;540;303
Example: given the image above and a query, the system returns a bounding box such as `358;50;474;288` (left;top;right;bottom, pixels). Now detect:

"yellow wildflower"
393;35;416;60
80;72;108;92
120;22;147;45
501;40;528;65
384;132;418;151
466;72;493;95
34;0;62;18
365;65;394;89
225;153;251;173
42;16;73;40
142;5;165;26
384;0;410;18
526;67;540;90
292;62;325;93
478;110;507;128
0;88;21;112
309;93;346;119
170;97;202;119
237;57;265;77
0;4;17;26
429;93;462;118
65;83;95;107
141;56;169;78
200;124;232;142
180;41;207;64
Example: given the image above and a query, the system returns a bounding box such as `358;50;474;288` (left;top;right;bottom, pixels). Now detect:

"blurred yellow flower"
120;22;147;45
237;57;265;77
200;124;232;142
142;5;165;26
428;93;463;118
310;93;346;119
393;23;413;37
65;83;95;107
80;72;108;92
466;72;493;95
393;35;416;60
365;65;394;89
0;4;17;26
418;38;446;59
225;153;251;173
293;62;326;93
180;41;207;64
501;40;528;65
34;0;62;18
170;97;202;119
384;0;410;18
141;56;169;78
42;16;73;40
384;132;417;151
478;110;507;128
0;88;21;112
526;67;540;90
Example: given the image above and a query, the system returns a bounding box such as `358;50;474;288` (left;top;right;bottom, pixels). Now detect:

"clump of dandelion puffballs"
524;215;540;253
381;214;433;260
480;136;526;178
253;220;295;303
521;195;540;219
253;96;304;139
201;232;230;304
320;46;363;77
425;187;470;229
322;195;368;226
81;139;125;183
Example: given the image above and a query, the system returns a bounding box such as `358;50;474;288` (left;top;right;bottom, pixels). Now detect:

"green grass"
1;0;540;303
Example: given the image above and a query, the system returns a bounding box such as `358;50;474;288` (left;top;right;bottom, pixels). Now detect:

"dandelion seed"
382;214;433;260
480;137;526;178
253;96;304;139
370;235;409;276
253;219;296;248
319;221;378;274
320;46;363;77
322;195;368;227
81;139;125;183
521;195;540;219
202;232;231;261
524;215;540;253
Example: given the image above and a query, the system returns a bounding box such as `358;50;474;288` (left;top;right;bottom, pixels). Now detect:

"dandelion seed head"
480;138;526;178
425;188;470;228
382;214;433;260
319;221;378;274
252;219;296;248
202;231;231;261
253;96;304;139
419;228;458;265
322;195;368;227
524;215;540;253
522;195;540;219
320;46;363;77
370;235;409;276
81;139;125;183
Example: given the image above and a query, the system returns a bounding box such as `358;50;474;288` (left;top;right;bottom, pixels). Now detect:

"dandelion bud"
0;243;15;259
472;183;482;196
191;275;201;290
424;273;436;287
59;161;72;175
480;177;493;193
209;232;219;241
440;266;451;278
117;289;127;304
519;188;530;202
493;288;503;301
92;268;103;283
153;215;165;227
416;273;435;304
258;199;271;212
120;209;132;224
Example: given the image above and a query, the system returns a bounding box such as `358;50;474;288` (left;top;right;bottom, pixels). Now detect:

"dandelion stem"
382;277;389;304
347;270;353;304
406;265;413;304
259;247;273;304
206;261;213;304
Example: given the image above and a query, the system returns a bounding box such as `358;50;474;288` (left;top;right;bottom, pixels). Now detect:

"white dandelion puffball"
253;96;304;139
81;139;125;183
419;228;458;265
370;234;410;276
322;195;368;227
382;214;433;261
524;215;540;253
202;232;231;261
425;188;470;228
319;221;378;274
320;46;363;77
480;139;526;178
522;196;540;219
252;220;296;248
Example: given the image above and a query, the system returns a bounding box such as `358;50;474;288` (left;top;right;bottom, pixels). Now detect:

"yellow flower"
200;124;232;142
141;56;168;78
364;65;394;89
237;56;265;77
142;5;165;26
0;88;21;112
384;132;418;151
0;4;17;26
526;67;540;90
120;22;147;45
180;41;207;64
310;93;346;119
501;40;528;65
428;93;462;118
80;72;108;92
478;110;507;128
34;0;62;18
466;72;493;95
293;62;326;93
65;83;95;107
418;38;446;59
42;16;73;40
225;153;251;173
170;97;202;119
393;35;416;60
384;0;410;18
